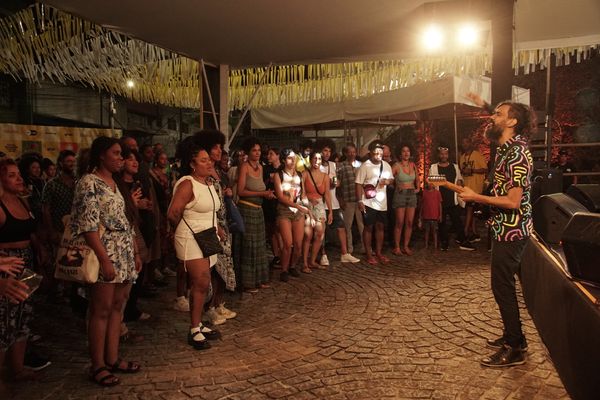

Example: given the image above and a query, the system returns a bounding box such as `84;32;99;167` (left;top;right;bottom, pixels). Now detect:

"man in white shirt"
355;141;394;265
318;140;360;265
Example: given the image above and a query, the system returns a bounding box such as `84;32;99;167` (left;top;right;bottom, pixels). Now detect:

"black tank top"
0;198;37;243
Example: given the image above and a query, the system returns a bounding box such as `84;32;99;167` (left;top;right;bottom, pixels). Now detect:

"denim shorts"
393;188;417;209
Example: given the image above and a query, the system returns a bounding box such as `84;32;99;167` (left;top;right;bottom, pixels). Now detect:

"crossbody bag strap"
182;181;217;234
362;162;383;186
306;168;324;197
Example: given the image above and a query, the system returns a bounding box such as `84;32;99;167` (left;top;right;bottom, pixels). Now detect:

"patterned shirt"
489;135;533;241
337;160;360;203
41;173;76;232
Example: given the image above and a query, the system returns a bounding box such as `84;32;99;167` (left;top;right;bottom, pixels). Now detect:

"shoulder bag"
363;162;383;199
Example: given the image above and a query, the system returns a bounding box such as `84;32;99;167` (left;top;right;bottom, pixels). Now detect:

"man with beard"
42;150;77;247
355;141;394;265
296;139;313;172
428;147;474;251
460;94;535;367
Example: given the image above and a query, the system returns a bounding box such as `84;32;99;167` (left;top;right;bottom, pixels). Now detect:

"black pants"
439;205;466;247
491;238;528;347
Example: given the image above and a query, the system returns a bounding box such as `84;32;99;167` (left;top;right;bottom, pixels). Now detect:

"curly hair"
496;101;537;140
242;137;262;155
193;129;226;152
175;136;212;176
315;138;336;154
395;143;413;159
18;154;42;183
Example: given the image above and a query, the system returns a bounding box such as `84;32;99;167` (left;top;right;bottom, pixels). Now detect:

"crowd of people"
0;95;542;390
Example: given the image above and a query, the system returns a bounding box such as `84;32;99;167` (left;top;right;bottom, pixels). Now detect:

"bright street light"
126;79;135;88
456;24;478;48
421;25;444;52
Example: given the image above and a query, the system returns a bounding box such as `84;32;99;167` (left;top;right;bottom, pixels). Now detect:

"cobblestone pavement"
13;245;569;400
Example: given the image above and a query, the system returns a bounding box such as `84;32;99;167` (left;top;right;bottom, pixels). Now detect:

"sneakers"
441;246;448;251
204;307;226;325
162;267;177;277
480;344;526;368
486;336;528;352
459;241;475;251
280;271;289;282
289;268;300;278
216;303;237;319
319;255;330;266
173;296;190;312
469;233;482;242
24;352;51;372
340;253;360;263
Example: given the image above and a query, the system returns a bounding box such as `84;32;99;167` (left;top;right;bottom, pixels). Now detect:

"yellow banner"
0;124;121;160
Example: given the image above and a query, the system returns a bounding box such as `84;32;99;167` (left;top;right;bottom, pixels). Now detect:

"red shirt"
421;188;442;220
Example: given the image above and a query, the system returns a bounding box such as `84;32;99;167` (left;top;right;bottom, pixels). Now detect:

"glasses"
438;147;449;151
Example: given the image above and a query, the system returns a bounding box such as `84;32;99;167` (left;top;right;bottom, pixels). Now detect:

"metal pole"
199;62;204;129
200;60;220;130
545;53;556;168
228;62;273;147
453;103;459;164
109;94;115;135
179;109;183;143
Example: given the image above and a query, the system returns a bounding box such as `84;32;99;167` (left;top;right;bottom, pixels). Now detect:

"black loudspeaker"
533;193;588;245
566;184;600;213
562;212;600;286
531;168;563;204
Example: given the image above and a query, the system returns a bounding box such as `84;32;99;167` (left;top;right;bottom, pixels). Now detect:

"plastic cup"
19;269;43;296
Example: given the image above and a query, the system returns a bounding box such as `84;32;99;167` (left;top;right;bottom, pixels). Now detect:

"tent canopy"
45;0;600;67
251;75;530;129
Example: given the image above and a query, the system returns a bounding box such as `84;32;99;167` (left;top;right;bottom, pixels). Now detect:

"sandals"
244;288;259;294
391;248;402;256
377;255;391;264
89;366;120;387
301;267;312;274
403;247;413;256
366;257;379;265
107;358;141;374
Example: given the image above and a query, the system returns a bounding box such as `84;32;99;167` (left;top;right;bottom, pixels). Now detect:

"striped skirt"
238;203;269;289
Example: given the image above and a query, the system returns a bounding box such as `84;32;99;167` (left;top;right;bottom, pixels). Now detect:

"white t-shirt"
320;161;340;210
355;159;393;211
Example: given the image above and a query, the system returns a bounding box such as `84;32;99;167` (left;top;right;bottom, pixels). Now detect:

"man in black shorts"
355;141;394;265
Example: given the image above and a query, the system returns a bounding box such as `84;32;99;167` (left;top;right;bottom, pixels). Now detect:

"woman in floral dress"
71;136;142;386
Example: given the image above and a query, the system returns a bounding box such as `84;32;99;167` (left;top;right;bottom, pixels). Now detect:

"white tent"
251;75;530;129
44;0;600;68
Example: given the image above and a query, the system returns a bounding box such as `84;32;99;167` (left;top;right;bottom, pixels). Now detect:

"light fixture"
456;24;478;48
421;25;444;52
126;79;135;88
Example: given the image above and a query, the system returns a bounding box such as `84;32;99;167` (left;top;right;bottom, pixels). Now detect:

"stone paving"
12;244;569;400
